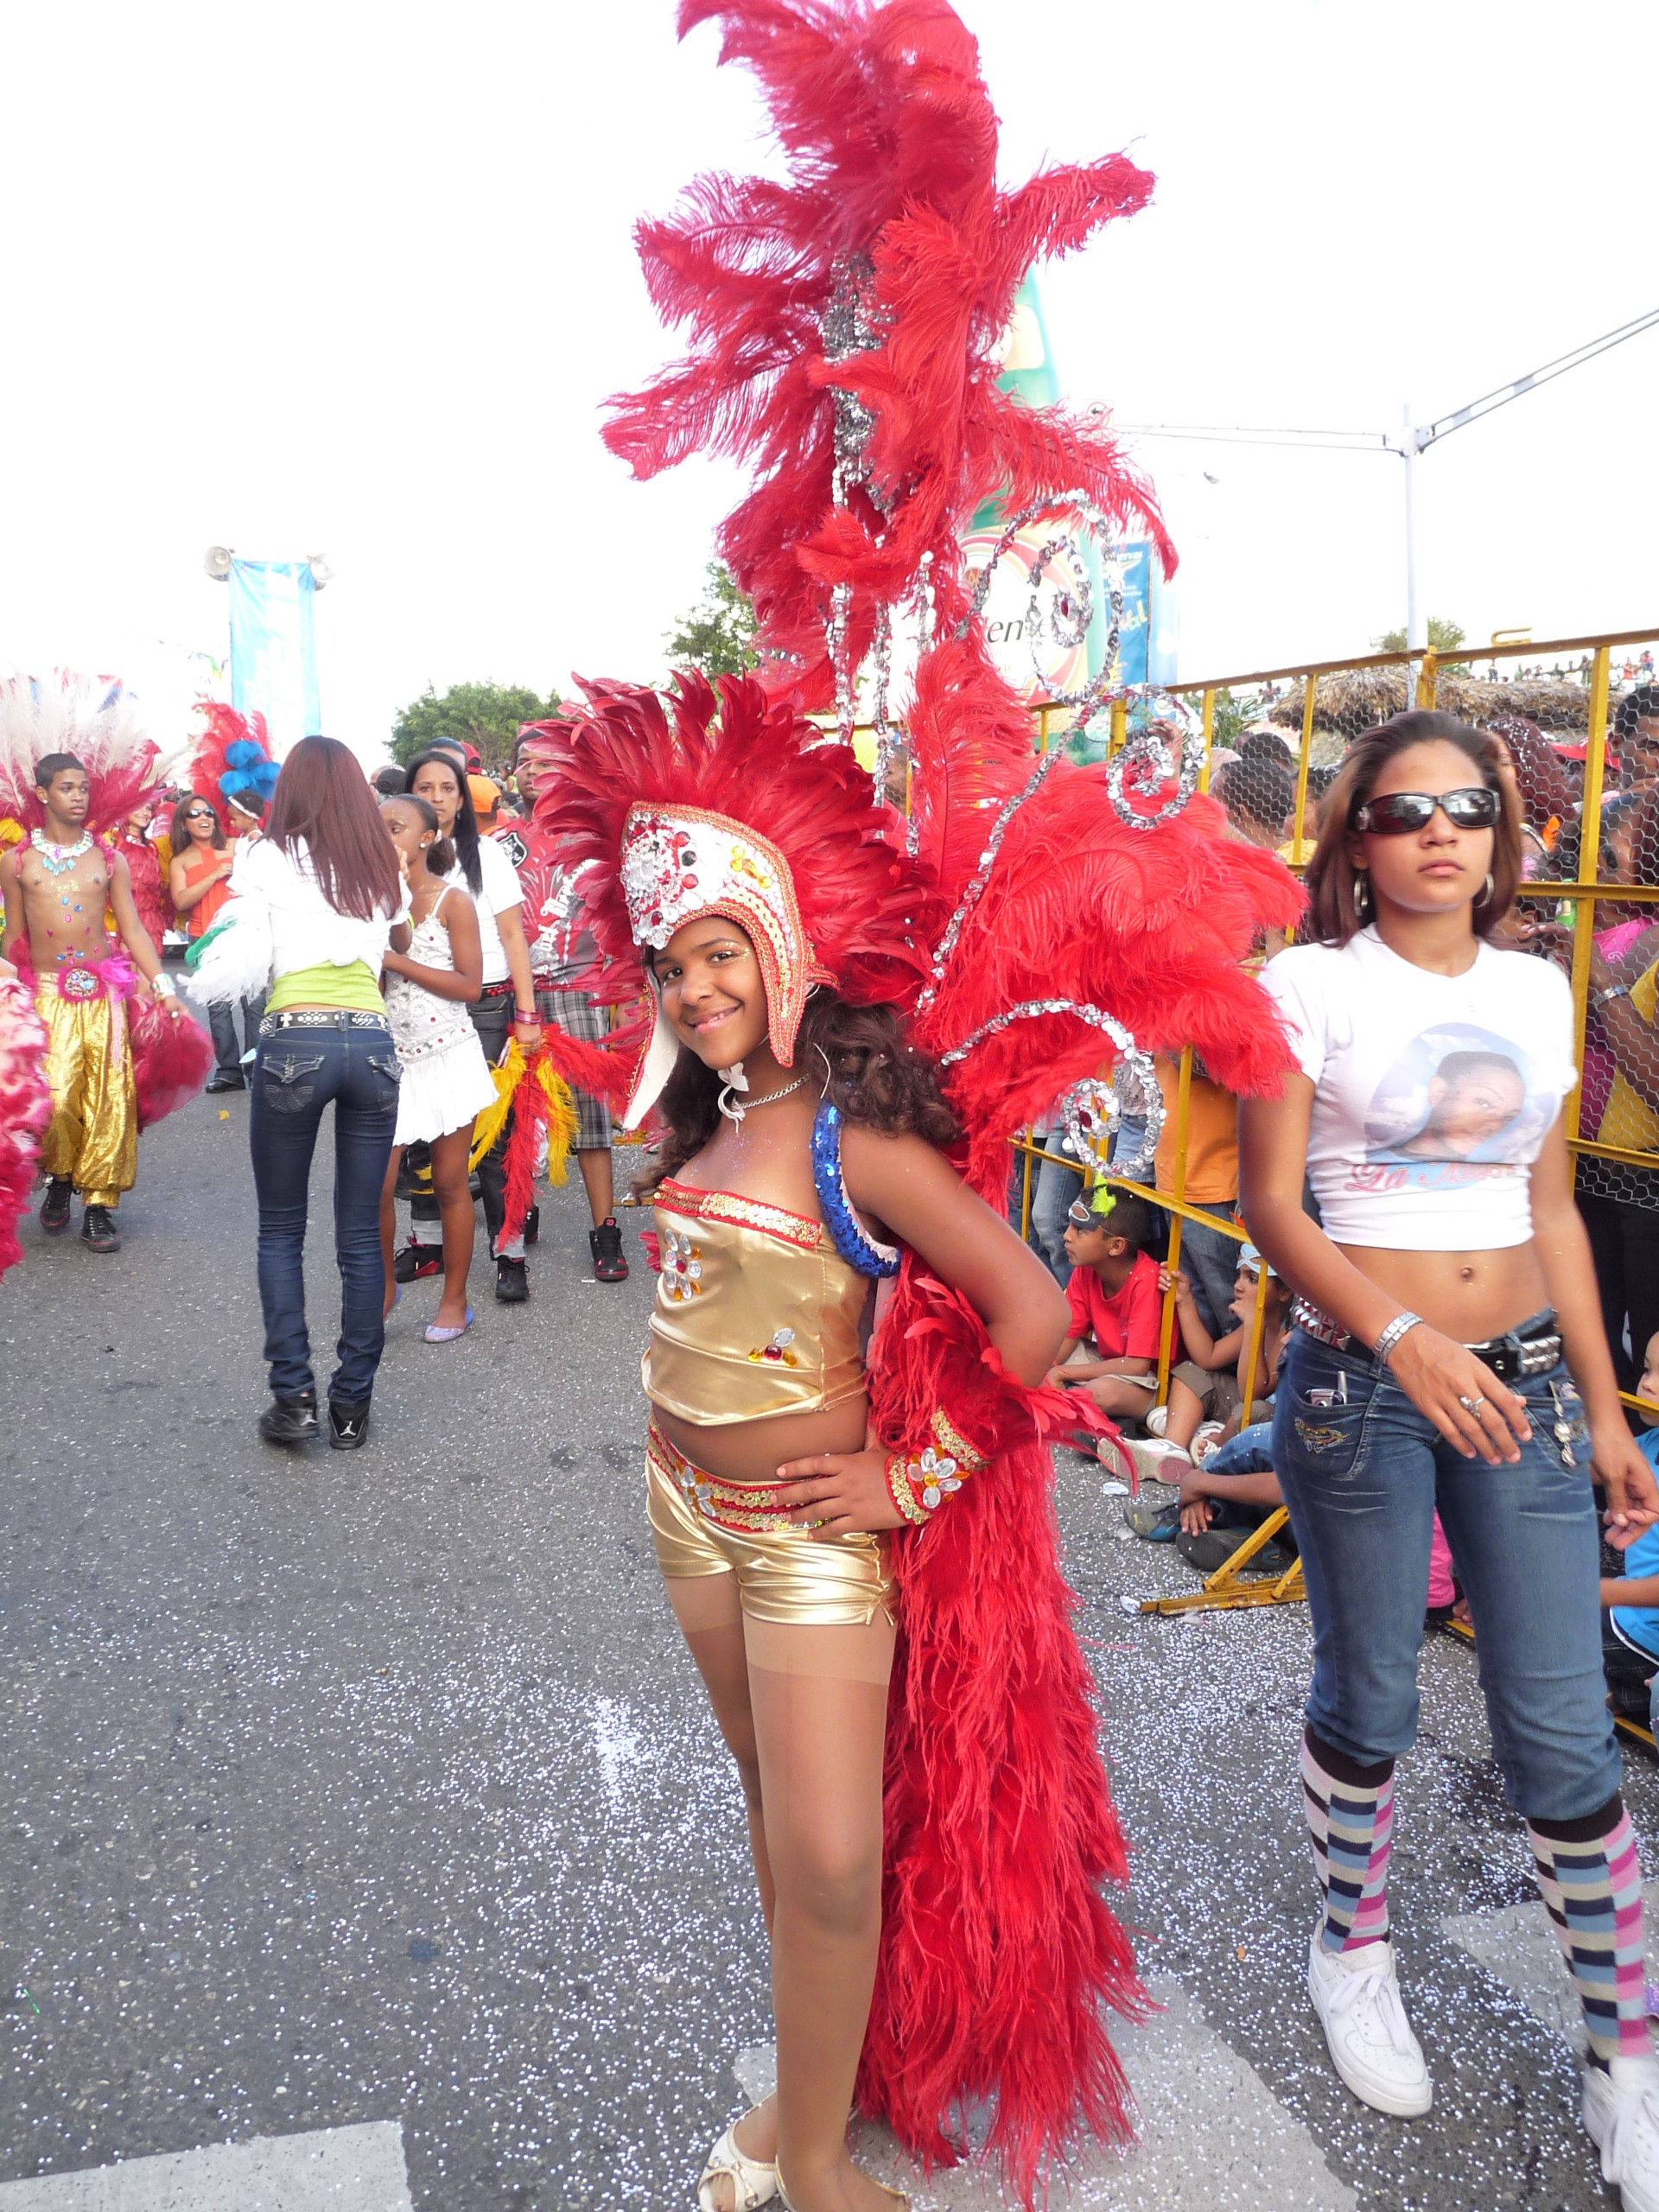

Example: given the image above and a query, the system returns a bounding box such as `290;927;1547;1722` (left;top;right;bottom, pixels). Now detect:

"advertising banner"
963;275;1174;760
227;559;320;760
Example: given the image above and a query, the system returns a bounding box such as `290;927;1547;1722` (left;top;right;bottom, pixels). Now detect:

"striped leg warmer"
1528;1803;1649;2066
1301;1731;1395;1955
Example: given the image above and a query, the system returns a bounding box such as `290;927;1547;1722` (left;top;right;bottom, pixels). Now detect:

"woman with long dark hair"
1242;710;1659;2200
238;736;405;1451
400;748;541;1302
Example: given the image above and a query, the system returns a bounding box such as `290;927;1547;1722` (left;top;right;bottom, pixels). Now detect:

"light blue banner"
227;559;320;759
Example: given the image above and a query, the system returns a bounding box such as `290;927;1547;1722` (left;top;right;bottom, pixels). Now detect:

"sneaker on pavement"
80;1205;121;1253
1122;1496;1181;1541
590;1216;629;1281
395;1242;442;1284
495;1255;530;1303
258;1393;319;1446
1144;1403;1168;1439
1584;2056;1659;2212
39;1178;73;1232
1307;1933;1433;2117
1128;1436;1191;1489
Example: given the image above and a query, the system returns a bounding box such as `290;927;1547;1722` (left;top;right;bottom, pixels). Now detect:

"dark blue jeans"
249;1018;400;1406
1272;1326;1620;1823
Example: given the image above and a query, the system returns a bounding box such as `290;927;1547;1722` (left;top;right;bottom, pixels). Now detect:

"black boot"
328;1398;372;1450
80;1205;121;1253
495;1255;530;1303
589;1217;629;1282
39;1178;72;1232
259;1391;319;1446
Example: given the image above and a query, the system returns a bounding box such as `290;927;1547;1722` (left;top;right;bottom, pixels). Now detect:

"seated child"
1046;1189;1165;1429
1155;1243;1291;1459
1599;1327;1659;1728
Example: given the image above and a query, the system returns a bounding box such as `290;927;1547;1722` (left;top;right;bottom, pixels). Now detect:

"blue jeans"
1272;1326;1619;1823
1200;1421;1279;1528
1031;1150;1084;1285
1171;1201;1240;1338
250;1018;400;1405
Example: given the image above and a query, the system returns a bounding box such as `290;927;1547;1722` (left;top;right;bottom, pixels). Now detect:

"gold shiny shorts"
646;1421;893;1628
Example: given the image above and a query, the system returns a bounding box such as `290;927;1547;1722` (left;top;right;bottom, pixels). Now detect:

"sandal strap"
697;2119;779;2212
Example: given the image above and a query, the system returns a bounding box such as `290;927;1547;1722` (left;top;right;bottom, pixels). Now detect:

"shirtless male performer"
0;753;184;1253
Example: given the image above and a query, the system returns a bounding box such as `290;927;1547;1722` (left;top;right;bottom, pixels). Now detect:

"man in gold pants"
0;753;184;1253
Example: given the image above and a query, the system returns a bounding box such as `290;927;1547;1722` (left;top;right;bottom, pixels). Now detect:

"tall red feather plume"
605;0;1171;708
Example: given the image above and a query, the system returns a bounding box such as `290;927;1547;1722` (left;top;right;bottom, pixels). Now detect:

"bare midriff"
652;1395;871;1487
1336;1241;1552;1343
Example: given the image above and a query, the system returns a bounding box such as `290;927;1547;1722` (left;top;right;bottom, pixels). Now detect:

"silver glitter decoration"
1105;693;1205;834
937;990;1164;1176
914;747;1067;1013
1057;1058;1164;1188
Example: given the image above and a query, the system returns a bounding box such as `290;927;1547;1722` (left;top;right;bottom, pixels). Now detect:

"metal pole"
1402;401;1423;654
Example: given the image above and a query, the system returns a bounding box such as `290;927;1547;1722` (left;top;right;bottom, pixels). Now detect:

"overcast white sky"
4;0;1656;758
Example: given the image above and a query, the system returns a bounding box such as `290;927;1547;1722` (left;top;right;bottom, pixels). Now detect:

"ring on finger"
1458;1394;1489;1417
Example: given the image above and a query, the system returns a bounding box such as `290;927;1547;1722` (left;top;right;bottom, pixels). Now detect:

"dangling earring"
1353;870;1370;920
716;1061;749;1124
815;1045;834;1098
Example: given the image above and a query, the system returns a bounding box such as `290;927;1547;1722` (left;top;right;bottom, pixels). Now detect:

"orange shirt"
181;846;234;937
1154;1060;1238;1205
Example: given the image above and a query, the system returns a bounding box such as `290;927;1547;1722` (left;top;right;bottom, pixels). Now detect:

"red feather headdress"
524;670;933;1120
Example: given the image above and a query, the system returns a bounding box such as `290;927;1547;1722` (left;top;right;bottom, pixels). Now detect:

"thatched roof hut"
1268;669;1592;747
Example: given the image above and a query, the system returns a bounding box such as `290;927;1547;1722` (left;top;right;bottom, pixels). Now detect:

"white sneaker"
1145;1403;1168;1437
1583;2056;1659;2211
1128;1437;1190;1486
1307;1933;1433;2117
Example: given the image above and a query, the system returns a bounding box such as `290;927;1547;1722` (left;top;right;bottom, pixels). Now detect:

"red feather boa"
0;975;52;1277
861;1260;1144;2199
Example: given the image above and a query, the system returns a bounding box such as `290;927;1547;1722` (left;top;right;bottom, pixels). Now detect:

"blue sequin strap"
810;1100;900;1279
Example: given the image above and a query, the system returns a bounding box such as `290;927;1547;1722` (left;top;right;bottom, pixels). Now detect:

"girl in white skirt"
377;795;496;1343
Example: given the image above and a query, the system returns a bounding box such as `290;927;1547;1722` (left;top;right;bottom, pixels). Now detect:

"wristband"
514;1004;538;1020
886;1454;931;1526
150;973;177;999
1373;1310;1424;1366
1594;982;1630;1010
887;1405;990;1525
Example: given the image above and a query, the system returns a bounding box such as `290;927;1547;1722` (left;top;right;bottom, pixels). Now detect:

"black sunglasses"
183;807;214;821
1353;786;1499;836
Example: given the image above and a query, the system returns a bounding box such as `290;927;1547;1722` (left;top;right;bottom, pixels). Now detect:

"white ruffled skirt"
393;1032;497;1147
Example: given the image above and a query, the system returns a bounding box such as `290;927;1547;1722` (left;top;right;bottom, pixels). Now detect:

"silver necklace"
717;1075;807;1125
30;828;93;875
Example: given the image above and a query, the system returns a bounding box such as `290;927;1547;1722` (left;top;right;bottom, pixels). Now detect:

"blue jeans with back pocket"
249;1020;400;1405
1271;1325;1620;1823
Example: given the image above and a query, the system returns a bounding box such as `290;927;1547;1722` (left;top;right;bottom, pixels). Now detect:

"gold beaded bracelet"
886;1453;932;1527
930;1406;988;1474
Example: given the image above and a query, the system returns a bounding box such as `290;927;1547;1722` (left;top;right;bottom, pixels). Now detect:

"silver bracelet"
1373;1311;1424;1366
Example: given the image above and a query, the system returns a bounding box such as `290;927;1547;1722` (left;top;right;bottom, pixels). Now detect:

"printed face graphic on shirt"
1360;1021;1555;1186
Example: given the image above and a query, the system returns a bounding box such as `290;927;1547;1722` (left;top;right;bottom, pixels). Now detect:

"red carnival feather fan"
605;0;1170;704
190;702;278;812
0;672;167;836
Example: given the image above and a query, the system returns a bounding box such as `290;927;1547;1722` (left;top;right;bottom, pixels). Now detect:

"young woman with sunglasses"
1242;710;1659;2206
170;794;263;1091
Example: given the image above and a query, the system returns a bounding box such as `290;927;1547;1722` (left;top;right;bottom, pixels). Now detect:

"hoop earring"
815;1044;834;1098
1481;871;1494;903
1353;870;1370;920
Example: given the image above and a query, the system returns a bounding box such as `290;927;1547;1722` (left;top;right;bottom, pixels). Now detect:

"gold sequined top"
645;1178;871;1424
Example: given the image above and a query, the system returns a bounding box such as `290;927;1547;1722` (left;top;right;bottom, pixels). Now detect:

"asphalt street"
2;1077;1655;2210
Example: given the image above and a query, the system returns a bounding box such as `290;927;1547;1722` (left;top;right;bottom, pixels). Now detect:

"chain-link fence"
1015;626;1659;1427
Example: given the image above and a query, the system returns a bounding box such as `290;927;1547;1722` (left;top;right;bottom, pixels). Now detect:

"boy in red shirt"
1046;1189;1166;1424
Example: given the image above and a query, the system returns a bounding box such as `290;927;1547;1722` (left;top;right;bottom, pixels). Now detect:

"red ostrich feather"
190;702;275;809
0;976;52;1278
604;0;1170;709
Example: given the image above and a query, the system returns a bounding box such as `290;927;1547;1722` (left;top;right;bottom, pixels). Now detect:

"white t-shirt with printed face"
1258;928;1577;1250
443;835;523;988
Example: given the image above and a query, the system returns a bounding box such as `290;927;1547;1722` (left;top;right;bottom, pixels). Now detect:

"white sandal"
698;2112;779;2211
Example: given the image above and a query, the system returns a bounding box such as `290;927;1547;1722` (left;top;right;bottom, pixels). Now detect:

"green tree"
664;562;760;678
390;681;563;772
1372;616;1468;669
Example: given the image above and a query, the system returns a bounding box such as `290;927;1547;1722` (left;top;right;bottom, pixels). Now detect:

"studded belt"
1294;1298;1562;1382
259;1009;390;1034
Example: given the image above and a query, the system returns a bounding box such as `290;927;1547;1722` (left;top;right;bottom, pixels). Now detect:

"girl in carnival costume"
527;6;1303;2206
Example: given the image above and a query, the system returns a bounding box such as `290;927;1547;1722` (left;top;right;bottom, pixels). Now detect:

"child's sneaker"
1582;2056;1659;2212
1307;1934;1432;2117
1191;1421;1227;1463
1128;1437;1190;1489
